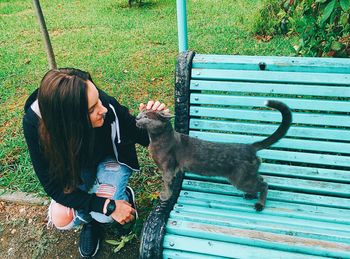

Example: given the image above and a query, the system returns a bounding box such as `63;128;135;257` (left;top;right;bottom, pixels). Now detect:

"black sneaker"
79;220;101;258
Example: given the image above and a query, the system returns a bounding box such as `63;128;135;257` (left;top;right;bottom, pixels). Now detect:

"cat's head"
135;109;174;132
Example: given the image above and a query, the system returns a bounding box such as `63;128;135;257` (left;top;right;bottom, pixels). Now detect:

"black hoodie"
23;88;149;214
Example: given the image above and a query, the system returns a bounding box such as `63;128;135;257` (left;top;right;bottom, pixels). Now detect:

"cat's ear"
158;110;174;119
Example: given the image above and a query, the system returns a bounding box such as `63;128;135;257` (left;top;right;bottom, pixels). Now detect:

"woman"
23;68;167;257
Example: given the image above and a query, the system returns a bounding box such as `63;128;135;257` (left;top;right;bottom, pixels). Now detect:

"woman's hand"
104;199;136;225
139;100;169;113
113;200;135;224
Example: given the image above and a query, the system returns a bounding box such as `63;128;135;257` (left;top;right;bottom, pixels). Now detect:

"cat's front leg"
255;181;268;211
159;170;175;201
244;193;258;200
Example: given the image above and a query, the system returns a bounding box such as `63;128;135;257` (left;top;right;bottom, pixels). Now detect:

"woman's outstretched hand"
112;200;135;225
103;199;135;225
139;100;169;113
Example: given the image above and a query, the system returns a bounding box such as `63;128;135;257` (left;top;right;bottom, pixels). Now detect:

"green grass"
0;0;298;220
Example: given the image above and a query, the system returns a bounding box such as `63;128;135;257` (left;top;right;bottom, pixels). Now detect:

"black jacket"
23;88;149;214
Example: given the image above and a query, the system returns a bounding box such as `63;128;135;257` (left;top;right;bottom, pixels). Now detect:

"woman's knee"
49;200;75;229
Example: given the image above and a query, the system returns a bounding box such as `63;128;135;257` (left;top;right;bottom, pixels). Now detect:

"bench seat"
140;51;350;259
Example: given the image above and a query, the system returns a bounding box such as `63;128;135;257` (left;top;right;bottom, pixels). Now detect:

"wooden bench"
140;51;350;259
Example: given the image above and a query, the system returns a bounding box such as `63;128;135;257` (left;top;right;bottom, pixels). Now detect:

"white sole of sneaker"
126;187;138;220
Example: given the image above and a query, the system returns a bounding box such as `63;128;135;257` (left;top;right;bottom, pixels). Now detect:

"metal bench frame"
139;52;194;259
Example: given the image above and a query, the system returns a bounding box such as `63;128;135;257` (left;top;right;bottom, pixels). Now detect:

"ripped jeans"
48;158;132;230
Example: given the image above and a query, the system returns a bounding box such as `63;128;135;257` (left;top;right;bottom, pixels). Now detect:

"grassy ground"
0;0;298;254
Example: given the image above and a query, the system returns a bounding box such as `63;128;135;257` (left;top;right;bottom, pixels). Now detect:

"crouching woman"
23;68;166;257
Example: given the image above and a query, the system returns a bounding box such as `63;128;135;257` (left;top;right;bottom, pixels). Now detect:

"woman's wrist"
103;199;110;214
90;195;107;214
103;199;116;216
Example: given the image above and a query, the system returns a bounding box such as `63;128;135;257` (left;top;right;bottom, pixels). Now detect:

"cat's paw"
159;191;172;201
244;193;258;200
254;202;264;212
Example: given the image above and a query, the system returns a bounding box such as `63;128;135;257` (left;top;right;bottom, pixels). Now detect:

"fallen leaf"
255;35;273;42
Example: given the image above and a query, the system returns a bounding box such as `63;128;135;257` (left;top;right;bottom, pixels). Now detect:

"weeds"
252;0;286;36
31;228;59;259
284;0;350;57
106;233;137;253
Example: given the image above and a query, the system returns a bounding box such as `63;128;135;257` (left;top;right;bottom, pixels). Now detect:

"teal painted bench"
140;51;350;259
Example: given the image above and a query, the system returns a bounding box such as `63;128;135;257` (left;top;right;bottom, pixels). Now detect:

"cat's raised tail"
252;100;292;151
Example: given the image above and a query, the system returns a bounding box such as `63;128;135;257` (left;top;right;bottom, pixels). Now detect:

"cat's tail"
252;100;292;151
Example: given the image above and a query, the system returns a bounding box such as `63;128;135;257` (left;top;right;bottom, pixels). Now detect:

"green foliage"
252;0;286;35
289;0;350;56
106;233;136;253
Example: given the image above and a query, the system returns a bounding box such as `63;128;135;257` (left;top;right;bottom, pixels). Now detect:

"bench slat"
190;119;350;141
190;107;350;127
190;80;350;97
259;163;350;183
259;149;350;167
185;173;350;198
189;130;350;154
163;235;322;259
192;68;350;85
189;131;350;166
178;191;350;224
185;163;350;184
179;190;350;218
166;221;350;258
190;93;350;112
182;180;350;209
170;207;350;243
265;176;350;197
163;249;226;259
193;54;350;74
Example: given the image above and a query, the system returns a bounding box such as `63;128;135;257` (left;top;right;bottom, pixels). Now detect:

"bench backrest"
176;53;350;209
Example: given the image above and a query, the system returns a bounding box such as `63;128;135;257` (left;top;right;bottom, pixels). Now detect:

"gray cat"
136;100;292;211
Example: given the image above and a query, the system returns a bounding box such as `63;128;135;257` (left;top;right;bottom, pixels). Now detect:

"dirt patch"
0;201;140;258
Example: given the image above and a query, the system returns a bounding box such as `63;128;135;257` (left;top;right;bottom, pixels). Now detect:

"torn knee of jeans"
47;200;76;230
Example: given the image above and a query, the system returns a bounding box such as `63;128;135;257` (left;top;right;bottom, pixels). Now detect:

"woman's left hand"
139;100;169;113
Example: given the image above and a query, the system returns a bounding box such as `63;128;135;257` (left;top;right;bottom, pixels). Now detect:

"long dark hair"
38;68;95;193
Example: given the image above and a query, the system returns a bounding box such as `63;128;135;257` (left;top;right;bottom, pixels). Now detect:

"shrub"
289;0;350;57
252;0;286;35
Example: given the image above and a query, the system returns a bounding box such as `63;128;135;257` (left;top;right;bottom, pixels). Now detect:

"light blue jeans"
48;158;132;230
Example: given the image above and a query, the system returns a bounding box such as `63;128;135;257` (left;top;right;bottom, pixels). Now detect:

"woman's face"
86;80;108;128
